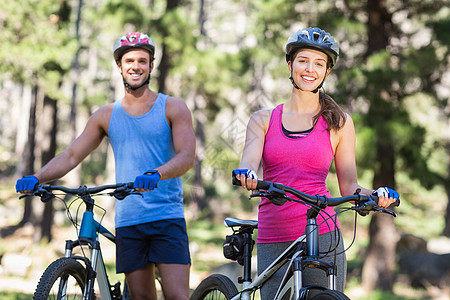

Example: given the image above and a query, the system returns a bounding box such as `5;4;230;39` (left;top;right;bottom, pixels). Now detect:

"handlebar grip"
256;180;271;190
231;174;272;190
371;194;401;207
393;198;400;207
231;174;241;186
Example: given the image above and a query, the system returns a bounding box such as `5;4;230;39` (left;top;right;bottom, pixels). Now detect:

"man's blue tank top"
108;93;184;228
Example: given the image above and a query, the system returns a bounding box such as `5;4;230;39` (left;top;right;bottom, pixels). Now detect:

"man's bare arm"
154;97;195;180
34;105;111;183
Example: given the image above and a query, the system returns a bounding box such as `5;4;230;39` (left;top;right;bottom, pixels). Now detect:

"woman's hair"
314;92;347;131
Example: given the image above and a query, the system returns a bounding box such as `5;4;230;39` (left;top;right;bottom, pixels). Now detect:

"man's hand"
134;170;161;192
16;175;39;194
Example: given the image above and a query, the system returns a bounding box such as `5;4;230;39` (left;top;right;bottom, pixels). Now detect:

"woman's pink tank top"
258;104;339;243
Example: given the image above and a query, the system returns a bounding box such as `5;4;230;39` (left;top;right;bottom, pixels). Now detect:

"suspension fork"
293;208;320;299
294;208;338;297
62;239;98;300
293;257;303;300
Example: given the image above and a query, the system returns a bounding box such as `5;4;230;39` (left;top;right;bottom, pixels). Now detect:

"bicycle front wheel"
34;257;88;300
190;274;239;300
309;290;350;300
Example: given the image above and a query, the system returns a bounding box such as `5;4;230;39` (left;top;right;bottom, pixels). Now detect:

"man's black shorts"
115;218;191;273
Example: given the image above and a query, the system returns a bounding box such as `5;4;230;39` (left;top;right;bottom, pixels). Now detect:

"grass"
0;291;32;300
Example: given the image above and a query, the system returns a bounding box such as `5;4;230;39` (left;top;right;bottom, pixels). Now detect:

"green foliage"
429;18;450;45
0;0;76;102
1;0;447;218
104;0;150;29
0;291;32;300
81;143;109;183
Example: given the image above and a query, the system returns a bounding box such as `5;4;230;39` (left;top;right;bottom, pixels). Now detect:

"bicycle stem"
305;208;319;257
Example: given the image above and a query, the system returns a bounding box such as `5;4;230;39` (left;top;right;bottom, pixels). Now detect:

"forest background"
0;0;449;299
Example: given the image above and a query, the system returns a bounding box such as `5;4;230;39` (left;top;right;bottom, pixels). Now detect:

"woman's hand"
232;169;258;191
373;187;400;208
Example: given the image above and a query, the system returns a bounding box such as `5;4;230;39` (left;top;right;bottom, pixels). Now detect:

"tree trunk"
156;0;181;93
63;0;83;187
20;80;38;225
188;0;209;215
443;186;450;237
365;0;391;58
361;0;397;292
32;95;58;242
443;148;450;237
362;141;398;291
191;94;207;214
70;1;82;143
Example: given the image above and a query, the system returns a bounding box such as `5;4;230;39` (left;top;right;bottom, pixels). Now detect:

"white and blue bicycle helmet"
285;27;339;68
285;27;339;93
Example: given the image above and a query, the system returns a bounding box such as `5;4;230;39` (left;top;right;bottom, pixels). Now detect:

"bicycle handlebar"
232;175;399;217
19;182;137;202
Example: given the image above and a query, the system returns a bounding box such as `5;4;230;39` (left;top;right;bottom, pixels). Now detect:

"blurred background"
0;0;449;299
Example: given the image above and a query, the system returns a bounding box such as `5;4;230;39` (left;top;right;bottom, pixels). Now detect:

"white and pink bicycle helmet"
113;32;155;62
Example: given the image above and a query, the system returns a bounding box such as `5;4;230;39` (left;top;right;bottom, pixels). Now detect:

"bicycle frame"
229;208;338;300
63;196;119;300
21;183;138;300
191;178;399;300
233;235;303;300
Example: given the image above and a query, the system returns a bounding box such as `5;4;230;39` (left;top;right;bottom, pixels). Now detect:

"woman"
233;27;399;299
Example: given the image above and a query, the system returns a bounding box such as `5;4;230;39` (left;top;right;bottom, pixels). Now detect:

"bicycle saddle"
224;217;258;229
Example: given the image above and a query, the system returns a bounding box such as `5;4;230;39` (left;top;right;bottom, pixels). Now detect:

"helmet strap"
289;74;301;90
311;78;325;94
123;74;151;91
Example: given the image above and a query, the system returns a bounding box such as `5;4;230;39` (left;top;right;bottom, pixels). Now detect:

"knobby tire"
309;289;350;300
190;274;239;300
33;257;88;300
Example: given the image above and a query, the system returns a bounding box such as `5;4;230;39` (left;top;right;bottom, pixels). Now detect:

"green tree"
229;0;450;292
326;0;449;291
0;0;76;241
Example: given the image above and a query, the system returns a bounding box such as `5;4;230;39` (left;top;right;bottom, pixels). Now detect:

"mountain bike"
190;178;399;300
19;182;140;300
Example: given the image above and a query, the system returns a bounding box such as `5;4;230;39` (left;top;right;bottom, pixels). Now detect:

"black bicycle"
190;177;399;300
19;182;139;300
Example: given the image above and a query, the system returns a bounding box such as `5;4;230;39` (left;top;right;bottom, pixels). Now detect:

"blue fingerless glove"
134;170;161;190
373;187;399;200
16;175;39;192
232;169;258;180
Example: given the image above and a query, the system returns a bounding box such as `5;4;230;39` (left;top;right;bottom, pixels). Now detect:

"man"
16;32;196;300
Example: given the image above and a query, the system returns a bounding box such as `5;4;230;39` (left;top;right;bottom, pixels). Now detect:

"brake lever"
249;191;269;199
111;187;143;200
249;191;288;206
351;198;378;217
376;207;397;217
351;199;398;217
19;187;55;203
19;193;34;199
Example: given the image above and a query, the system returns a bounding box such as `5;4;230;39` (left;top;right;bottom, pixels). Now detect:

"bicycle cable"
259;192;342;259
283;196;362;260
289;196;342;258
53;192;111;259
